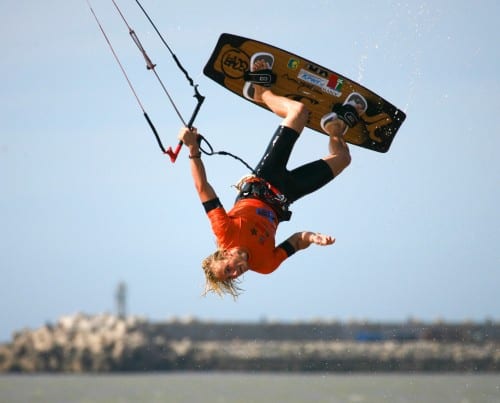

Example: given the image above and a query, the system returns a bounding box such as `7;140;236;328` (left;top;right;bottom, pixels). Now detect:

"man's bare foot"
249;58;272;102
323;101;367;135
320;92;367;136
323;118;347;137
351;100;366;116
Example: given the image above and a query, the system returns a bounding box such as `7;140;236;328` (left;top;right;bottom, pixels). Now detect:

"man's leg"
252;86;336;204
321;92;367;176
251;84;309;195
250;56;309;133
322;119;352;177
253;85;309;134
253;84;355;197
321;100;366;177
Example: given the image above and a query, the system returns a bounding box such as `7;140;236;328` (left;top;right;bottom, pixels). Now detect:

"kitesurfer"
178;54;367;298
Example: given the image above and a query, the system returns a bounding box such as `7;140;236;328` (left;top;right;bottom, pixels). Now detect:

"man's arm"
283;231;335;254
178;127;217;203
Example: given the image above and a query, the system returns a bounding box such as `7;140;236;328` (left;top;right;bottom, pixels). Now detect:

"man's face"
212;248;249;281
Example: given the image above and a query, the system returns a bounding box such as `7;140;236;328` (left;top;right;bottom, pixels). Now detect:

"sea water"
0;373;499;403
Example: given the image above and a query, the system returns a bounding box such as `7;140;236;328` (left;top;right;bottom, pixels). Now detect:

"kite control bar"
165;87;205;162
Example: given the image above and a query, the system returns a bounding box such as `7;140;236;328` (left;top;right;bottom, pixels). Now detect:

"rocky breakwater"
1;314;499;373
0;314;174;372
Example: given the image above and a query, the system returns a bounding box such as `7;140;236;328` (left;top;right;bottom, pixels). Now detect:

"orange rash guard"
206;198;293;274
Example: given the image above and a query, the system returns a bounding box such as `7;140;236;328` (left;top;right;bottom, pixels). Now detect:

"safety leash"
197;134;255;174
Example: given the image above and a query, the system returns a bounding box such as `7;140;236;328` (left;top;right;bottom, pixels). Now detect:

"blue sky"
1;0;499;342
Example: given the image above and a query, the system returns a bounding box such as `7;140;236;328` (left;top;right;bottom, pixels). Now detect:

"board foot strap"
243;69;276;87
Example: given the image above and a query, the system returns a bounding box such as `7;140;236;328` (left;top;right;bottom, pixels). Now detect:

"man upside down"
178;53;367;298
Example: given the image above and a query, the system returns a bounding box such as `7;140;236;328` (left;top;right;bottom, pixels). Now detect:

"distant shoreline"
1;314;499;373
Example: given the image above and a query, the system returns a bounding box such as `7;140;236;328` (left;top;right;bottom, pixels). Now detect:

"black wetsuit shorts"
253;125;334;204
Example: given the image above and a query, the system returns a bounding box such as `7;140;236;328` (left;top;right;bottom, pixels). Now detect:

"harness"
236;177;292;222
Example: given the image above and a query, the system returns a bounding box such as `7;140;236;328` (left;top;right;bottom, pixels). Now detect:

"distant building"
115;282;127;319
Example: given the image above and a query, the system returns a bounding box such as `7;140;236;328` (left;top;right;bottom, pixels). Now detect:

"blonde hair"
201;249;243;299
200;174;254;300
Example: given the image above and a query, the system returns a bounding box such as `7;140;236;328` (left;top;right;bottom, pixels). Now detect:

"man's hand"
309;232;335;246
287;231;335;252
178;127;200;154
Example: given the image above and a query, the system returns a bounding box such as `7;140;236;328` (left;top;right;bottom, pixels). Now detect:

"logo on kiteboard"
297;64;344;97
327;75;344;94
221;48;249;79
287;58;300;70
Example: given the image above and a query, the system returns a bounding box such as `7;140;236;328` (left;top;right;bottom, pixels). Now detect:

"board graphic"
203;33;406;153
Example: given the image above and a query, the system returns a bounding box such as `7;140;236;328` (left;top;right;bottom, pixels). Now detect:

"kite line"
86;0;204;162
86;0;254;171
